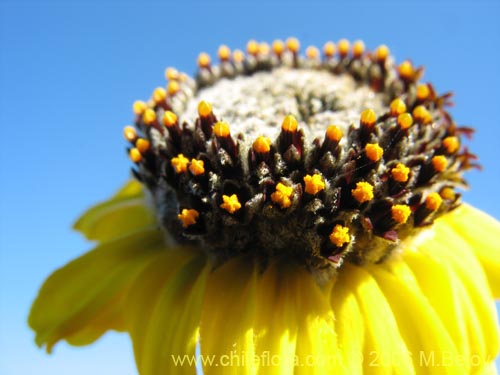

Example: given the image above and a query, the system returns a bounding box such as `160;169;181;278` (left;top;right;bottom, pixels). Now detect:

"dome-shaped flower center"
124;38;476;277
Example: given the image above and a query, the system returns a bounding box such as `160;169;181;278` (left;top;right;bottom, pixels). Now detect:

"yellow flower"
29;38;500;374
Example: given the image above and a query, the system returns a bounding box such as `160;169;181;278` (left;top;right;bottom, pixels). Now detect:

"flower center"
124;38;476;277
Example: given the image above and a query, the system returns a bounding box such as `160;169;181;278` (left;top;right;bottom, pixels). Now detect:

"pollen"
218;45;231;61
391;163;410;182
178;208;199;228
375;44;389;62
163;111;178;127
281;115;298;133
390;98;407;116
286;37;300;53
232;49;245;63
398;60;414;80
425;192;443;211
306;46;319;60
391;204;411;224
360;109;377;128
416;84;430;100
259;42;270;55
338;39;350;57
253;136;271;153
303;174;325;195
197;52;211;68
123;126;137;142
135;138;150;153
397;113;413;129
352;181;374;203
412;105;432;124
247;40;259;55
171;154;189;173
326;125;343;142
329;225;350;247
440;187;456;201
132;100;147;115
220;194;242;214
365;143;384;162
189;159;205;176
432;155;448;172
167;81;180;96
152;87;166;103
129;148;142;163
198;101;213;118
323;41;335;57
214;121;230;138
142;108;157;125
271;183;294;209
272;40;285;55
165;67;179;81
352;40;365;58
442;136;460;153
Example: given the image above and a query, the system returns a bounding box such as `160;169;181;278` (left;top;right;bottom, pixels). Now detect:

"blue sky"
1;0;499;374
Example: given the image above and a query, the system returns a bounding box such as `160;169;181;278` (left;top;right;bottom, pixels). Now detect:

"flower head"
29;38;500;374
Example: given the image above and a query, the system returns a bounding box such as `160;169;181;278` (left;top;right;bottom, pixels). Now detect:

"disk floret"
123;38;476;272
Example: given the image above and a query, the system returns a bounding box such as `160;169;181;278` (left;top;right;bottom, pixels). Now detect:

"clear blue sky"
1;1;499;374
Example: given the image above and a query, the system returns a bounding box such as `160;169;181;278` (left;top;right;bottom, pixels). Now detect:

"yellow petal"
333;263;414;375
73;180;156;242
439;204;500;298
200;256;258;375
128;253;208;375
28;226;165;353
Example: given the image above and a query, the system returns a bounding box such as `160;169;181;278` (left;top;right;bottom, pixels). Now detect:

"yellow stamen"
397;113;414;129
398;60;414;79
167;81;180;96
338;39;350;57
214;121;230;138
303;174;325;195
171;154;189;173
163;111;178;128
272;40;285;55
259;42;270;55
326;125;343;142
220;194;242;214
189;159;205;176
253;136;271;153
142;108;157;125
416;84;430;100
233;49;245;63
352;181;374;203
281;115;298;132
375;45;389;62
412;105;432;124
271;183;293;209
123;126;137;142
352;40;365;58
197;52;211;68
329;224;350;247
443;136;460;153
390;98;407;116
135;138;150;153
178;209;199;228
391;163;410;182
198;101;213;118
391;204;411;224
306;46;319;59
360;108;377;128
247;40;259;55
432;155;448;172
165;67;179;81
365;143;384;162
218;45;231;61
440;187;456;200
152;87;166;103
425;192;443;211
133;100;147;115
129;148;142;163
286;37;300;53
323;41;335;57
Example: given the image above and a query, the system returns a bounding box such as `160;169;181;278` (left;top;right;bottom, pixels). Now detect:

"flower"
29;38;500;374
